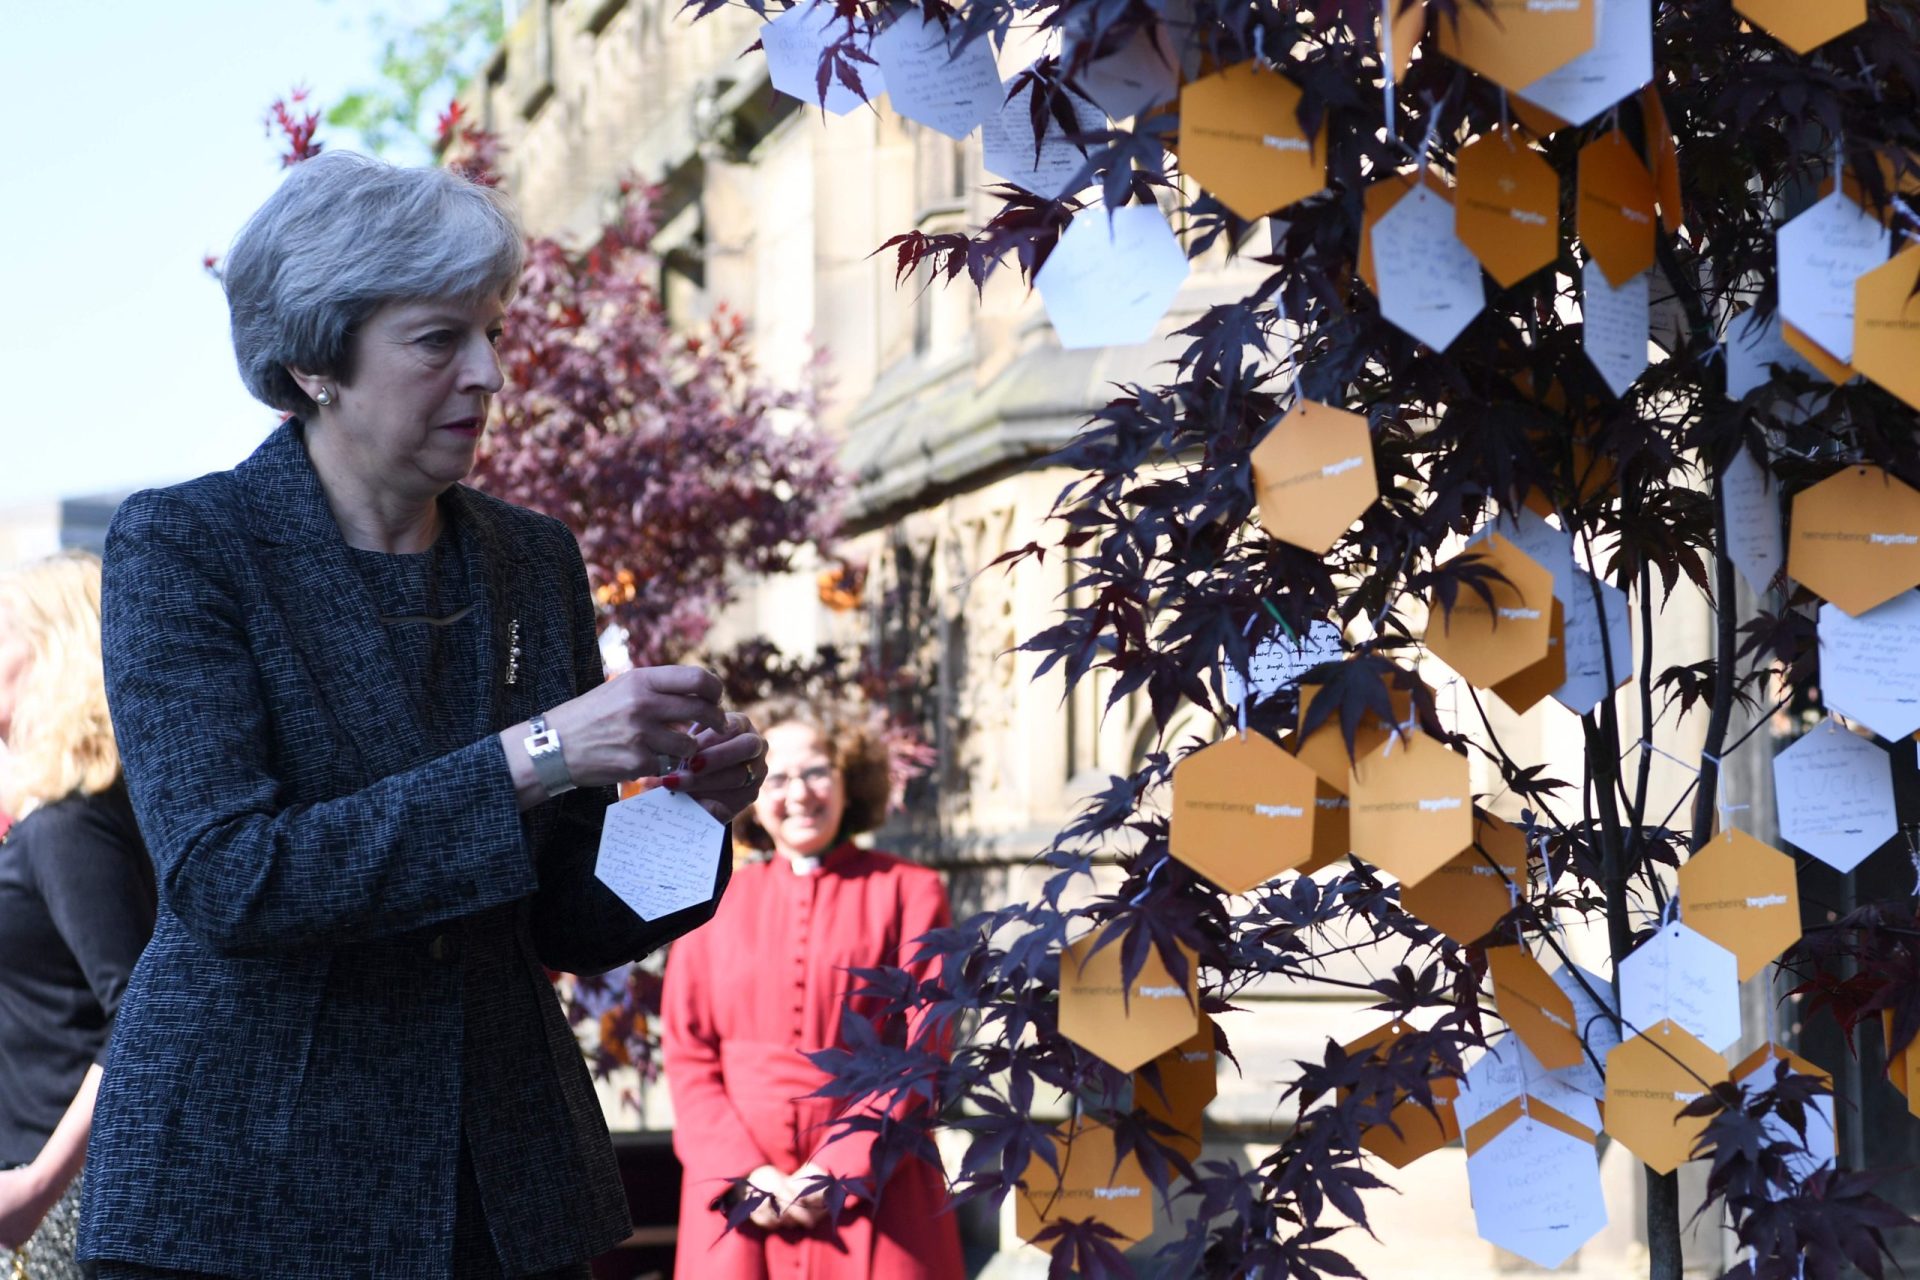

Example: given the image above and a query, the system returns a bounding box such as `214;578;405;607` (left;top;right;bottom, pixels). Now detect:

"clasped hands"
536;665;766;822
742;1162;840;1232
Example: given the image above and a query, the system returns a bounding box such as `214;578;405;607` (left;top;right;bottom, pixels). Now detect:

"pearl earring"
314;387;335;407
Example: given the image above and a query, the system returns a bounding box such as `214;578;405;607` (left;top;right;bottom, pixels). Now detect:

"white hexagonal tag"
1818;592;1920;740
1620;921;1740;1052
1466;1109;1608;1270
1724;310;1817;400
1773;716;1897;873
1777;192;1889;365
594;787;727;920
1736;1048;1837;1193
872;10;999;140
1723;448;1784;595
981;76;1106;201
1513;0;1652;127
1546;962;1620;1099
1036;205;1190;349
1066;19;1180;121
1222;618;1344;707
1583;259;1649;397
1472;510;1574;601
760;0;885;115
1373;185;1486;351
1553;570;1631;714
1455;1036;1603;1136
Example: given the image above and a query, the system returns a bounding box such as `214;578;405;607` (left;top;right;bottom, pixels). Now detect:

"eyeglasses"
762;764;837;792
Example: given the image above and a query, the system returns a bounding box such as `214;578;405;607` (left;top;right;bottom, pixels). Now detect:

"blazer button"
428;934;449;962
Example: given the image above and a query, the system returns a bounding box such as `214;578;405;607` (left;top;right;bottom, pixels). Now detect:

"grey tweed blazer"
78;424;725;1278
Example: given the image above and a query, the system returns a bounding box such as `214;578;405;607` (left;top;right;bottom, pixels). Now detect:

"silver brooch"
506;619;522;686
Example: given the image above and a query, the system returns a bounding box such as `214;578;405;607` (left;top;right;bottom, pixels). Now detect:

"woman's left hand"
778;1162;834;1230
665;713;767;824
0;1163;58;1250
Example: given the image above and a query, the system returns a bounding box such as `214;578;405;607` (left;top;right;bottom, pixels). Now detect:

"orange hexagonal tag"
1854;245;1920;413
1490;598;1566;713
1251;400;1379;556
1577;131;1657;287
1787;466;1920;617
1170;733;1318;892
1348;730;1473;886
1882;1010;1920;1116
1435;0;1596;92
1402;813;1530;945
1425;534;1555;689
1488;946;1585;1071
1015;1120;1155;1246
1134;1017;1217;1160
1381;0;1426;80
1294;682;1413;788
1604;1020;1725;1174
1677;830;1802;982
1058;927;1201;1073
1732;0;1866;55
1641;87;1684;234
1341;1020;1462;1168
1456;131;1561;288
1178;62;1325;220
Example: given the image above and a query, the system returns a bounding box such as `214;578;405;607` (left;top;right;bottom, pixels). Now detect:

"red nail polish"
689;755;708;773
663;774;685;792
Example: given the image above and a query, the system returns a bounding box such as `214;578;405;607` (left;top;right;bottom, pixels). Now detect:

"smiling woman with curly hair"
661;697;963;1280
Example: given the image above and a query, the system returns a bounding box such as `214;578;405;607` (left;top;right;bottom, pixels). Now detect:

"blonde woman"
0;553;155;1279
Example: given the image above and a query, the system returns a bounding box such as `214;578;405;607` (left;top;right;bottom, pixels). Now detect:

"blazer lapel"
238;424;432;783
443;485;536;738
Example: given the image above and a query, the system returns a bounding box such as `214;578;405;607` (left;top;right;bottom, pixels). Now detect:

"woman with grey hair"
76;150;768;1279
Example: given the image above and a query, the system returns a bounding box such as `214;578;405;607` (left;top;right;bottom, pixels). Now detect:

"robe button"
428;934;449;962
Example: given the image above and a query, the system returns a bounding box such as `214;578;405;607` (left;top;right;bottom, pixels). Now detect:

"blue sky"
0;1;446;506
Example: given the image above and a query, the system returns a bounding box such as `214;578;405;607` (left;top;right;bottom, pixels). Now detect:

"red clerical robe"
661;843;965;1280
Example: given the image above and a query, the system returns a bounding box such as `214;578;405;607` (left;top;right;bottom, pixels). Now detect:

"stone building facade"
462;2;1756;1273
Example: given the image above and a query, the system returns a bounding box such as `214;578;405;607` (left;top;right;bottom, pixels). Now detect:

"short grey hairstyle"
223;150;526;417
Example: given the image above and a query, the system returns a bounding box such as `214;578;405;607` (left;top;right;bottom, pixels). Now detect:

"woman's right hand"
501;666;728;807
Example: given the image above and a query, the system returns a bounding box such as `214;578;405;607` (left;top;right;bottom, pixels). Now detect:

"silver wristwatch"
524;714;576;798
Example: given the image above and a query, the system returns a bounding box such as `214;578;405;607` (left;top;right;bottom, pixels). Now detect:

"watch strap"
525;714;577;798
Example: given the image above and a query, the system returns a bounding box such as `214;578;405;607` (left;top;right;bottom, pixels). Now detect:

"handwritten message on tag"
872;10;1001;140
1454;1035;1603;1136
1374;185;1487;351
1620;922;1740;1051
594;787;726;920
1465;1109;1609;1271
1547;962;1620;1099
1067;18;1180;121
760;0;884;114
1722;448;1784;594
1513;0;1653;128
1583;259;1650;396
981;77;1105;201
1819;593;1920;740
1777;191;1889;364
1773;717;1897;873
1554;570;1632;714
1223;618;1344;707
1035;205;1190;349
